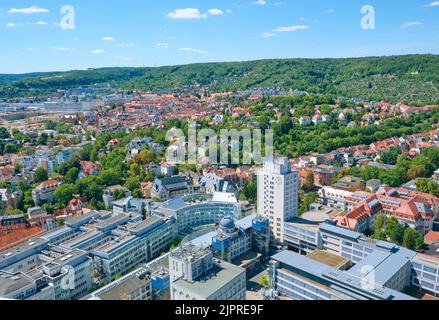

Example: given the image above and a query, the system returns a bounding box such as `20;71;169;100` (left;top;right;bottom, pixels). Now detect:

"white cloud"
74;37;81;41
253;0;267;5
272;25;309;32
119;43;135;48
261;32;276;38
51;47;76;52
424;1;439;7
102;36;115;41
324;9;336;13
208;9;224;16
8;6;49;14
6;22;18;28
167;8;207;19
178;47;208;54
35;21;48;25
262;24;308;38
91;49;106;54
156;43;170;49
226;9;233;14
401;21;423;28
274;2;285;6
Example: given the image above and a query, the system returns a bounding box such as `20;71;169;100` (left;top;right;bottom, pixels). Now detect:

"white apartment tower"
257;157;299;242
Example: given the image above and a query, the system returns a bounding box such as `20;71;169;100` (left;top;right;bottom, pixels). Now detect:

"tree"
389;223;405;245
100;169;122;186
299;192;317;215
54;184;76;205
260;275;269;287
407;165;426;180
170;237;181;250
304;170;315;191
57;217;65;227
240;182;257;203
0;127;10;139
65;167;80;184
132;189;143;198
134;149;156;165
381;147;402;165
112;188;126;201
58;156;81;176
374;213;386;232
23;190;35;211
34;167;48;183
423;147;439;168
384;217;399;238
130;163;144;178
416;178;439;197
125;176;141;192
144;171;156;182
6;207;24;216
3;144;18;154
37;133;49;146
403;228;424;251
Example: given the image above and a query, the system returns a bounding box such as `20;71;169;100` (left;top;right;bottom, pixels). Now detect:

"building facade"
257;158;299;242
169;244;246;300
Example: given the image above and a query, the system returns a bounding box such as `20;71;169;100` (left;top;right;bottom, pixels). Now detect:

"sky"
0;0;438;73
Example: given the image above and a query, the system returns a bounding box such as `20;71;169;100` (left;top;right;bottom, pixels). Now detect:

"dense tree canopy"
1;55;438;105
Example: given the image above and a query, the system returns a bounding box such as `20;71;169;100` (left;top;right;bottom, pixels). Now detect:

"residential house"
79;161;99;179
32;180;59;204
151;176;193;201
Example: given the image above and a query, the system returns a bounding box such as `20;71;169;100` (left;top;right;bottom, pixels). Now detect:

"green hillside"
1;54;438;104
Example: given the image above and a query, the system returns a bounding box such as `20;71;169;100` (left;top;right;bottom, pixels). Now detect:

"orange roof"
37;179;59;190
425;231;439;243
0;227;46;251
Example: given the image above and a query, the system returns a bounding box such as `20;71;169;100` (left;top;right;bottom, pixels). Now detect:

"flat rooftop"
65;211;100;227
0;238;48;264
302;207;343;223
94;235;136;256
347;249;411;286
127;215;162;233
97;275;151;300
171;244;210;263
0;271;34;297
60;229;103;249
308;250;350;270
96;214;130;230
172;260;245;299
319;223;362;241
271;250;416;300
51;249;87;266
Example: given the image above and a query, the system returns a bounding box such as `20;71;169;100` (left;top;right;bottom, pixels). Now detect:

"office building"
169;244;246;300
269;250;415;300
153;193;241;235
86;268;152;300
257;157;299;242
0;240;93;300
281;218;439;298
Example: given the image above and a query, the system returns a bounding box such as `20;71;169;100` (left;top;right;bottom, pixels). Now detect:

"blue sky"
0;0;438;73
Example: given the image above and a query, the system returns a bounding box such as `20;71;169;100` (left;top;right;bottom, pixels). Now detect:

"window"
423;266;437;274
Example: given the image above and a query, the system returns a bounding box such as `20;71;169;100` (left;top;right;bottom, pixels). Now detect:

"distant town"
0;84;438;301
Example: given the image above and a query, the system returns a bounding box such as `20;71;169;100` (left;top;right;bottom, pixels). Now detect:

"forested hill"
1;54;438;105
